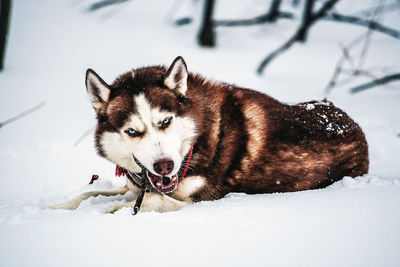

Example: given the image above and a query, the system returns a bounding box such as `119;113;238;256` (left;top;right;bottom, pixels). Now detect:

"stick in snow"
0;102;45;129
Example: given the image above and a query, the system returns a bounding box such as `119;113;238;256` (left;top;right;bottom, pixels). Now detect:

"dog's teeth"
157;182;161;186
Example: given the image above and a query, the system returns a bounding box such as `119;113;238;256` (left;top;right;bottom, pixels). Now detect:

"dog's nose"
153;159;174;175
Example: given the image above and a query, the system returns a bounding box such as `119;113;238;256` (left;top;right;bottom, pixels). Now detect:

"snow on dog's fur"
52;56;369;213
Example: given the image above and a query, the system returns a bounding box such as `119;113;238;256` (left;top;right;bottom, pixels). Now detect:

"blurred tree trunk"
0;0;11;71
198;0;216;47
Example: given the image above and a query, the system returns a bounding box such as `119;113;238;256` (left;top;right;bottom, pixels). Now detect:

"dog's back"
182;74;369;201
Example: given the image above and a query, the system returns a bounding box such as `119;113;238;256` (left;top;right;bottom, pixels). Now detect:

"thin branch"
350;73;400;93
300;0;340;27
87;0;129;12
358;0;383;70
324;1;390;96
213;0;292;27
256;34;298;74
323;12;400;40
353;2;400;16
214;11;293;27
323;33;366;95
336;68;382;89
0;102;45;129
179;1;293;27
257;0;340;74
340;44;356;70
174;17;192;26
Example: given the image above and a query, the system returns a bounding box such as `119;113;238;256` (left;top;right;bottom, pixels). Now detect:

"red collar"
115;145;194;188
179;144;194;182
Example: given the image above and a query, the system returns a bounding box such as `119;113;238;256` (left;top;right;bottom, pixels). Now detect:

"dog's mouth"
146;170;178;194
133;155;179;194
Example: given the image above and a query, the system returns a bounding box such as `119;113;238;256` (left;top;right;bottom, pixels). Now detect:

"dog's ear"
164;56;188;95
85;69;111;113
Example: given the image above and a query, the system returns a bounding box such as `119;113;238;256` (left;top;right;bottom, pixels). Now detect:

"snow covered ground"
0;0;399;266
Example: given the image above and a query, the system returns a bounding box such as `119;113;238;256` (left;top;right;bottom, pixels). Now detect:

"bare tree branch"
212;0;294;27
353;2;400;16
214;12;293;27
257;0;340;74
357;0;383;70
340;44;356;70
350;73;400;93
178;0;293;27
87;0;129;12
298;0;340;28
256;34;298;74
0;102;45;129
323;12;400;40
323;1;397;96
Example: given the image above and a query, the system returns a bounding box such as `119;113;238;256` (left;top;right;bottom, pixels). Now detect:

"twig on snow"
0;102;45;129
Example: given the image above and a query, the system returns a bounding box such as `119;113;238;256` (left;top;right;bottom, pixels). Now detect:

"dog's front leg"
50;186;129;210
140;192;189;212
107;192;189;214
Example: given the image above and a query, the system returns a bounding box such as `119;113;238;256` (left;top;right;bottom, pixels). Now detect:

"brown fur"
93;63;369;203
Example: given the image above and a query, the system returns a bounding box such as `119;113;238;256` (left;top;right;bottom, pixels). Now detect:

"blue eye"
161;117;172;129
126;128;139;137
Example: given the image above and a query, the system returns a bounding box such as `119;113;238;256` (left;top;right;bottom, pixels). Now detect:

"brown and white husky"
52;56;369;213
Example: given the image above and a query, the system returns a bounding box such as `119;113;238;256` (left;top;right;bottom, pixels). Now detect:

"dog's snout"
153;159;174;175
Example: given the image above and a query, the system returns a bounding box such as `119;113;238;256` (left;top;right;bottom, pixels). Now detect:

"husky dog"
52;56;369;213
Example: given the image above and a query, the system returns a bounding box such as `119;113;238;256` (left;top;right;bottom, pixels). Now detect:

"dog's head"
85;57;199;193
